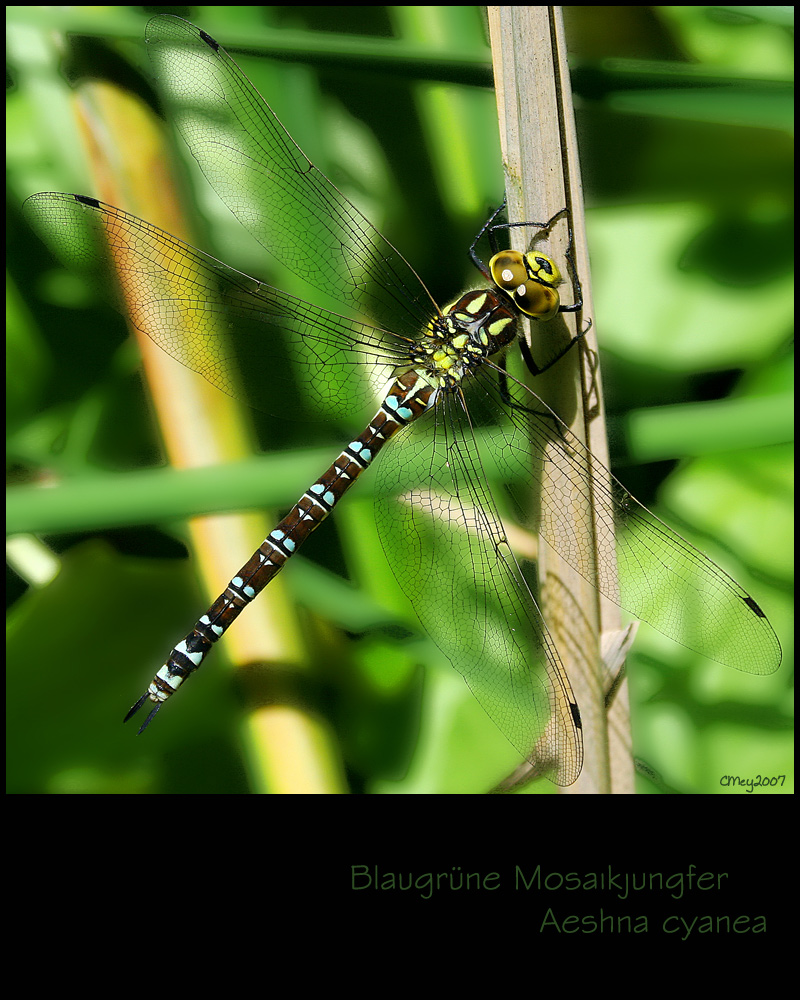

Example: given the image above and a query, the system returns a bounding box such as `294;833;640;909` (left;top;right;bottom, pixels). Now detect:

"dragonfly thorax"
412;289;518;389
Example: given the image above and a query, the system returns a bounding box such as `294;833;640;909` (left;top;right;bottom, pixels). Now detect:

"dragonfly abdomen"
124;371;435;732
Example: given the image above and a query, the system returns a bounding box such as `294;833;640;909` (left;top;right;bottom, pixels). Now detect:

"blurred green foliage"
7;6;792;794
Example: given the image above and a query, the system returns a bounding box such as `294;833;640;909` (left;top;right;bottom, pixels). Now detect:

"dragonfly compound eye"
515;281;560;321
490;249;561;320
489;250;527;293
523;251;562;288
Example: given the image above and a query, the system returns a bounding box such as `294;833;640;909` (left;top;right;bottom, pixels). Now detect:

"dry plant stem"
72;59;344;793
487;6;634;794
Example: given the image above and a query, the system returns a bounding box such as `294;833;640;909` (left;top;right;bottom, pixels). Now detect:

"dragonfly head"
489;249;562;321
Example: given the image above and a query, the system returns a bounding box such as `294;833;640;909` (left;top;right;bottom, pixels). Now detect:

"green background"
7;6;793;794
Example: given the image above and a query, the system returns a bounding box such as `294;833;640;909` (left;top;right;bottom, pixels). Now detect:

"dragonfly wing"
24;192;409;420
374;384;583;786
489;374;782;676
145;14;439;341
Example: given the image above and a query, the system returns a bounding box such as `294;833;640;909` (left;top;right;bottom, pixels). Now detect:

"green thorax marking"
412;290;518;389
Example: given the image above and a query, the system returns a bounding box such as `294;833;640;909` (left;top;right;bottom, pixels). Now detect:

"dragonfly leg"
468;198;508;280
518;316;593;377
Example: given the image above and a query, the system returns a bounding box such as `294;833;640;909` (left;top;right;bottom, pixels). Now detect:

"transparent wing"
374;359;779;782
395;367;781;681
24;193;411;420
374;385;584;786
145;14;439;340
498;374;782;676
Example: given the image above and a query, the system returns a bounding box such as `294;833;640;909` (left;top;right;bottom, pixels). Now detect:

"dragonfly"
24;15;781;786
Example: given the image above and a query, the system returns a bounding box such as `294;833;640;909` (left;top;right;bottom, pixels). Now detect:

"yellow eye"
514;282;560;321
489;249;561;320
523;251;562;287
489;250;527;291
